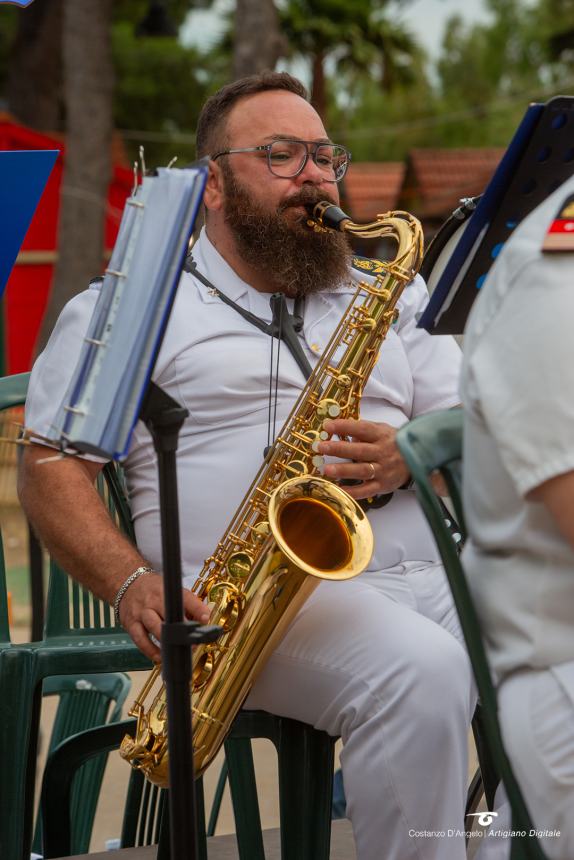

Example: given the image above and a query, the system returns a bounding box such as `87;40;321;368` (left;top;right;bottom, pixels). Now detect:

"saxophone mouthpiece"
306;201;352;232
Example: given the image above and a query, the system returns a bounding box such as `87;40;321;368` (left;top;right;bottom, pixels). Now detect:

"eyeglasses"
211;139;351;183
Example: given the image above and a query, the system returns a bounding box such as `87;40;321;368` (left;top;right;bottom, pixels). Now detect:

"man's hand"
317;418;409;500
119;573;211;662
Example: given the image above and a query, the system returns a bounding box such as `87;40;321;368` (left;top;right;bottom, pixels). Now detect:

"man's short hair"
196;72;308;159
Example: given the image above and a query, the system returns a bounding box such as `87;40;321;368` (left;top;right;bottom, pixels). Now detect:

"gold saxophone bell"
120;202;424;786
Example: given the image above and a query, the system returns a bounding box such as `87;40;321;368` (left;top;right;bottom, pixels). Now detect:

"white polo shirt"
26;228;462;585
461;174;574;679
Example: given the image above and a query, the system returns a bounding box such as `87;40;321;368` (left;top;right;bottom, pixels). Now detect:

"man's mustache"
279;188;338;214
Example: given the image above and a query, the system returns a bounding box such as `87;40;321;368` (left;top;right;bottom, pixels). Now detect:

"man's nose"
296;152;328;184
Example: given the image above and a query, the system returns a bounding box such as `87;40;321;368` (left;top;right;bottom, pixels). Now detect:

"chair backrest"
0;371;30;645
0;532;10;645
0;370;29;411
396;409;547;860
43;463;136;643
0;373;29;647
33;672;132;855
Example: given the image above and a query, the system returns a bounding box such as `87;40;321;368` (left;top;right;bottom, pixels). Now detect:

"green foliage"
279;0;422;108
329;59;435;161
113;0;198;29
428;0;574;152
112;22;226;166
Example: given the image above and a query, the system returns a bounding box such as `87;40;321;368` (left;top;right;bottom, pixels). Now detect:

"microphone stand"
140;381;221;860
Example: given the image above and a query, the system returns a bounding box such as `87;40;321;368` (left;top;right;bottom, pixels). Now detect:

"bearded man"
20;73;474;860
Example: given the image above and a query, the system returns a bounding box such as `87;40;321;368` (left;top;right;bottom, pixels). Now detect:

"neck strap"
185;257;313;380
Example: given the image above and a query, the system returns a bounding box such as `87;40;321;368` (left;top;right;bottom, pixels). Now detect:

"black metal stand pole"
141;382;221;860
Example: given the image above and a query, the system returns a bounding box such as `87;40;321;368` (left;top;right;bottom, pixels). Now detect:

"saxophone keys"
285;459;308;477
208;581;244;631
252;521;271;542
312;454;325;474
226;551;253;579
193;647;215;688
317;398;341;418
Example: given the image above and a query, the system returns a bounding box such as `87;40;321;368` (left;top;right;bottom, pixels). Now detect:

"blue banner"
0;149;58;298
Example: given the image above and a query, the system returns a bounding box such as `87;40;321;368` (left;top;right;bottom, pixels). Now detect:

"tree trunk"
233;0;285;79
6;0;64;130
310;50;327;119
37;0;114;353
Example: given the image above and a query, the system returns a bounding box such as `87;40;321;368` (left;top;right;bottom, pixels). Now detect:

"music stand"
419;95;574;335
41;162;222;860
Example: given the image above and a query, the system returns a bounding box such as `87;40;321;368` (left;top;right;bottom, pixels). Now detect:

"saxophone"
120;202;424;786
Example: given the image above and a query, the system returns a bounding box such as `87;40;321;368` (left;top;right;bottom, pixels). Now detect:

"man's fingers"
323;461;375;480
323;418;382;442
319;439;374;461
184;590;211;624
130;620;162;662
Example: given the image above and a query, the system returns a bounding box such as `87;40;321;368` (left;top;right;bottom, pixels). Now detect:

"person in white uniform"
20;72;474;860
461;173;574;860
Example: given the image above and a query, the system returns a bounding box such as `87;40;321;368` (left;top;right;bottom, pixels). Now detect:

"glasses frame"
211;139;351;183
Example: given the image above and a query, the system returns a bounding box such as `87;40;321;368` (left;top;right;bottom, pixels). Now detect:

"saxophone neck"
306;202;424;282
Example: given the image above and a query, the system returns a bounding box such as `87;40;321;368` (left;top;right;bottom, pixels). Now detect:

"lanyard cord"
185;258;312;379
267;295;284;453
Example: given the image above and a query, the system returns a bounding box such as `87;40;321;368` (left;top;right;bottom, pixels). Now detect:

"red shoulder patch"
542;193;574;252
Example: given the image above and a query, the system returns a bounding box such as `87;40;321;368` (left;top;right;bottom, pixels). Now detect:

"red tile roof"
343;162;405;221
400;148;506;219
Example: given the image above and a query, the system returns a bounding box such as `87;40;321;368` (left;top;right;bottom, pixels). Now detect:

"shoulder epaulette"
542;192;574;253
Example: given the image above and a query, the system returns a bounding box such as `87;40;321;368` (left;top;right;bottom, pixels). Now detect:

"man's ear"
203;160;224;212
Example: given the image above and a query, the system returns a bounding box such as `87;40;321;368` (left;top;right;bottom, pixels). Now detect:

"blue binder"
47;163;208;460
0;148;59;298
418;96;574;334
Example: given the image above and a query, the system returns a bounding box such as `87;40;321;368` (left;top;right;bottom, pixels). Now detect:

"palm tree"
279;0;421;118
234;0;286;78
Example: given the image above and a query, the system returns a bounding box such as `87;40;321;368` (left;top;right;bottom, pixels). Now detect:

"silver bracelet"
113;566;155;626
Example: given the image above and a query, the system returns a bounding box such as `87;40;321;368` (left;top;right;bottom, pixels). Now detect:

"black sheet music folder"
418;95;574;335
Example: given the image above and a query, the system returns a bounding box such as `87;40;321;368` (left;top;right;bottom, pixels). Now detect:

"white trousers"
497;663;574;860
244;561;475;860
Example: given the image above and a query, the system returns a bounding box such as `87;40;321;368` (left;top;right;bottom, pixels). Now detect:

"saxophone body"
120;203;424;786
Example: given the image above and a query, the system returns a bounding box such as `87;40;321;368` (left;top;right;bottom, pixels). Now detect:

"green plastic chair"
396;408;548;860
31;672;131;855
40;709;335;860
0;371;151;860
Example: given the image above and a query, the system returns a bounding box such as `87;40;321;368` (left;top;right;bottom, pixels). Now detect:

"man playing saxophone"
20;72;473;860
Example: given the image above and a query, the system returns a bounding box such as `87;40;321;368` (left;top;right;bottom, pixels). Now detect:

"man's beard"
221;163;352;296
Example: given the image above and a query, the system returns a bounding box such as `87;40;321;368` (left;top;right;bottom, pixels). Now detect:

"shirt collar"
191;227;250;305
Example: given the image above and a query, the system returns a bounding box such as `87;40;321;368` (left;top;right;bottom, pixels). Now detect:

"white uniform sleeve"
25;287;100;442
469;253;574;497
397;274;462;416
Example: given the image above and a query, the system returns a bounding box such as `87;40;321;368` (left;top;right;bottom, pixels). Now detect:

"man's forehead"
226;90;328;142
